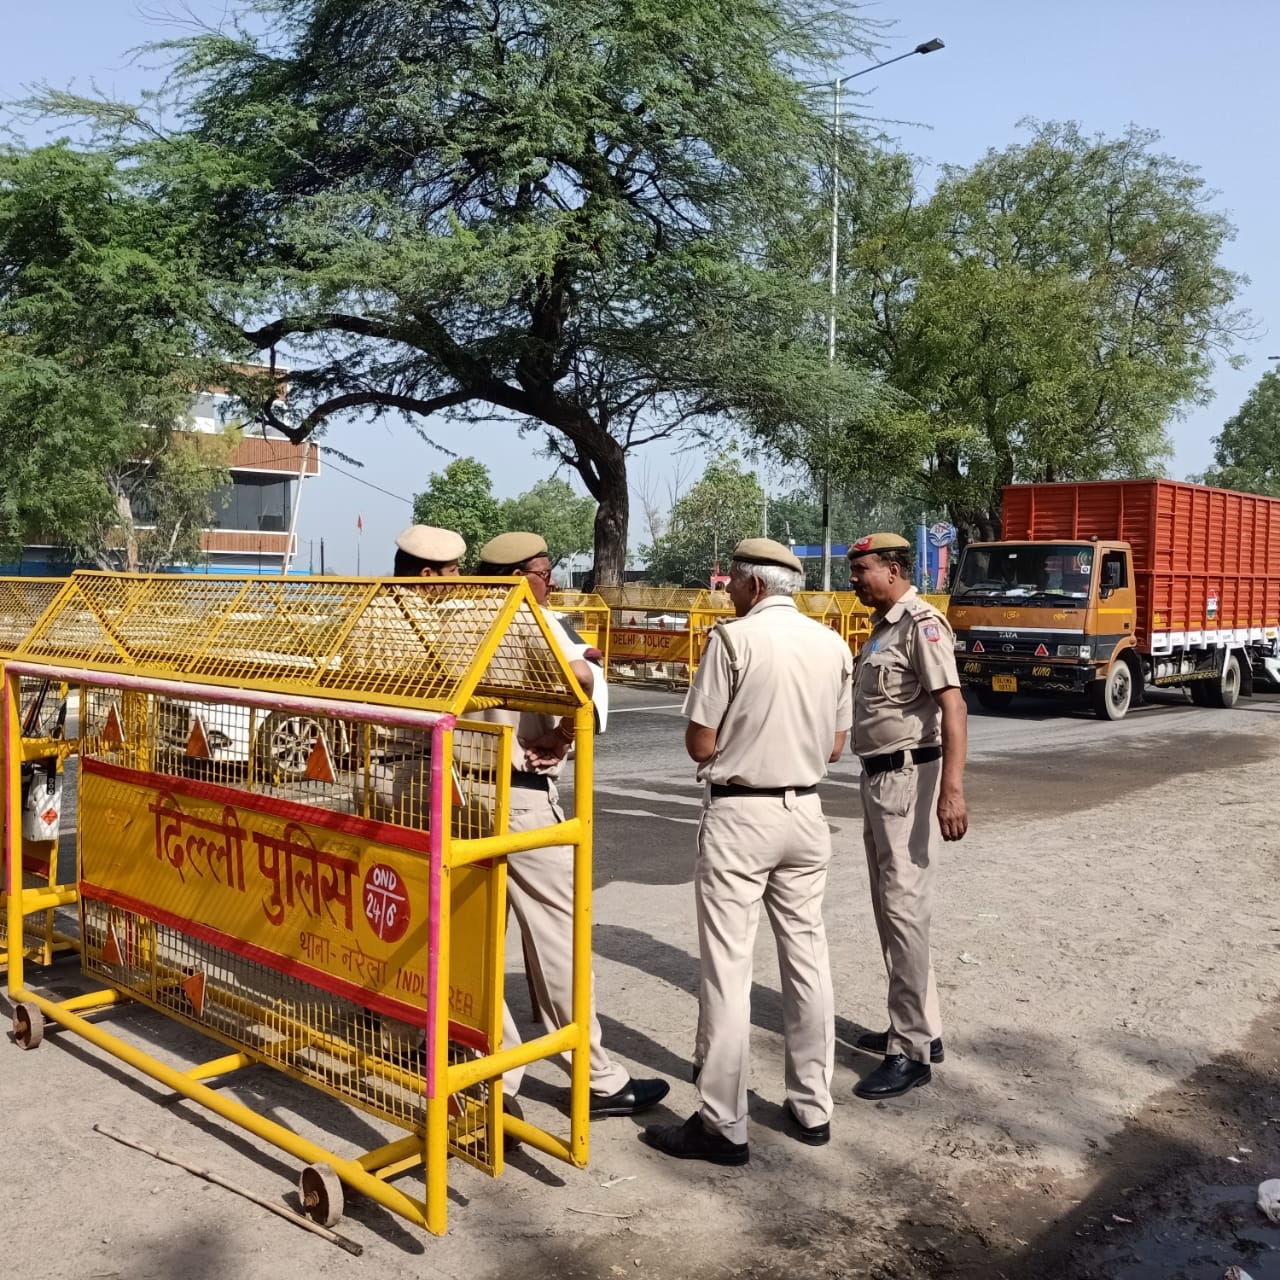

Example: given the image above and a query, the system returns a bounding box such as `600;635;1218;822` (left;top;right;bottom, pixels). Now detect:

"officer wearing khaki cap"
473;531;670;1121
643;537;853;1166
393;525;466;576
846;531;968;1101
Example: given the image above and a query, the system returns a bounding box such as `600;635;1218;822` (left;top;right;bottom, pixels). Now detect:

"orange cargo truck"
946;480;1280;720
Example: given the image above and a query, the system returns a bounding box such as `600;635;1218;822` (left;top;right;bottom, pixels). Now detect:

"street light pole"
819;38;944;590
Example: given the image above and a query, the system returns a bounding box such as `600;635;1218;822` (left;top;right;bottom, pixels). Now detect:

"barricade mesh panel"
0;578;62;654
19;574;581;716
78;688;503;840
80;899;495;1168
74;682;507;1173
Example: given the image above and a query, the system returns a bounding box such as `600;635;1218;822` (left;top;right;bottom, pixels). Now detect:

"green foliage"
1195;370;1280;497
835;122;1249;538
764;483;913;587
497;478;596;564
643;453;765;586
25;0;891;583
412;458;502;566
0;142;226;562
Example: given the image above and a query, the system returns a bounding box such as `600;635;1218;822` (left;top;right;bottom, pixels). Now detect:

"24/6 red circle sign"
363;863;410;943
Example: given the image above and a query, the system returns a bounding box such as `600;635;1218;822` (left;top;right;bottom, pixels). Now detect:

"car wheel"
257;711;326;780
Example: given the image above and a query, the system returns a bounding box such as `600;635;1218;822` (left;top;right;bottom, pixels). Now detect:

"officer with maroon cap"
846;532;968;1100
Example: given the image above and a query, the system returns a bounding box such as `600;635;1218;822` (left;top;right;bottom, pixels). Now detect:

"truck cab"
947;540;1139;718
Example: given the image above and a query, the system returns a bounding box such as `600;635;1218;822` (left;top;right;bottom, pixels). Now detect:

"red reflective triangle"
181;970;207;1018
972;640;985;653
102;923;123;968
185;716;211;759
102;703;125;747
304;734;337;784
1035;643;1049;657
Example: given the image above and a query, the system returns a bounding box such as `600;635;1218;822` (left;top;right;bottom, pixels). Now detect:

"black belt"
860;746;942;777
709;783;818;799
511;770;551;791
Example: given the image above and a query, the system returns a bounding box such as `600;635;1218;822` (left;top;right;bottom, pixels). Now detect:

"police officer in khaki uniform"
642;539;853;1166
392;524;467;576
474;531;669;1119
847;533;968;1100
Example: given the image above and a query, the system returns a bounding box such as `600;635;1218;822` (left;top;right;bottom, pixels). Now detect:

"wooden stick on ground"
92;1124;363;1257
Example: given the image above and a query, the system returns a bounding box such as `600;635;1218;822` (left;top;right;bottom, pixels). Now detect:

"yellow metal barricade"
601;587;702;685
596;585;702;614
5;571;597;1237
687;591;735;680
0;578;76;969
548;591;612;669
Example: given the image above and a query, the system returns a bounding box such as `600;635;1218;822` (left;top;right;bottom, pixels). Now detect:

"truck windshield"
952;544;1095;607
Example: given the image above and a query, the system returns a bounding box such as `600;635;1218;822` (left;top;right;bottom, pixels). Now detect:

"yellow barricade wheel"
13;1003;44;1050
299;1162;343;1227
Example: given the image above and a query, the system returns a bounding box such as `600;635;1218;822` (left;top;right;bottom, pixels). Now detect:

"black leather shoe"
854;1054;932;1100
642;1113;749;1166
855;1029;945;1063
590;1076;670;1117
783;1100;830;1147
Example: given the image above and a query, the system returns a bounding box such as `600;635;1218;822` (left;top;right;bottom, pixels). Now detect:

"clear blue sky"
5;1;1278;571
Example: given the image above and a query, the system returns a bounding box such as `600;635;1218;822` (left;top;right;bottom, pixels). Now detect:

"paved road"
573;681;1280;890
50;679;1278;894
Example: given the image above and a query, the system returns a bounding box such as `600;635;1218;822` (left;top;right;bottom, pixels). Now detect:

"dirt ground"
3;699;1279;1279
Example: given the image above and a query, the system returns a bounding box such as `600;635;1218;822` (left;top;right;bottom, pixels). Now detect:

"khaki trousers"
860;757;943;1063
501;788;631;1098
694;790;834;1143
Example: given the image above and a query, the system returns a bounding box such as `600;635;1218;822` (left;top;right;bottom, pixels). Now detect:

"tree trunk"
116;490;140;573
591;464;629;586
561;421;630;586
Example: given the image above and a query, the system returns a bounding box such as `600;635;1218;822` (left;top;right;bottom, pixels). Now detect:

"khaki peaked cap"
394;524;466;563
731;537;803;575
478;531;549;567
847;532;912;561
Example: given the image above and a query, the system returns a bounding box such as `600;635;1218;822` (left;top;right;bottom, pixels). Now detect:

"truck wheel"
1091;661;1132;721
975;689;1014;713
1204;654;1241;709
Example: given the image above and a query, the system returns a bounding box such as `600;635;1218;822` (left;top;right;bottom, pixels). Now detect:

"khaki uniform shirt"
683;596;853;788
472;608;584;805
853;587;960;758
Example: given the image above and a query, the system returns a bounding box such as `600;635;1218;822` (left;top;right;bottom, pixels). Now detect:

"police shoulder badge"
916;611;947;640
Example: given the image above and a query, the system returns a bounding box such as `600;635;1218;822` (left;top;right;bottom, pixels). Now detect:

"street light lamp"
817;38;945;589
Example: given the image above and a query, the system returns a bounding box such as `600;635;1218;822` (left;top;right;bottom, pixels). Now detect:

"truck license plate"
992;675;1017;693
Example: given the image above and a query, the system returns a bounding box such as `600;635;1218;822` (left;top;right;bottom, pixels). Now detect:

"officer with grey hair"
643;538;853;1166
846;532;968;1101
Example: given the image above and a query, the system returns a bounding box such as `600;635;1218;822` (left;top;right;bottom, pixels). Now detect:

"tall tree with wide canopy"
40;0;893;583
833;122;1250;540
1195;369;1280;497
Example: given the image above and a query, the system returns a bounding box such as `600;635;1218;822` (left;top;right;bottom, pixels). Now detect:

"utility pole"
320;537;326;575
812;37;945;590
